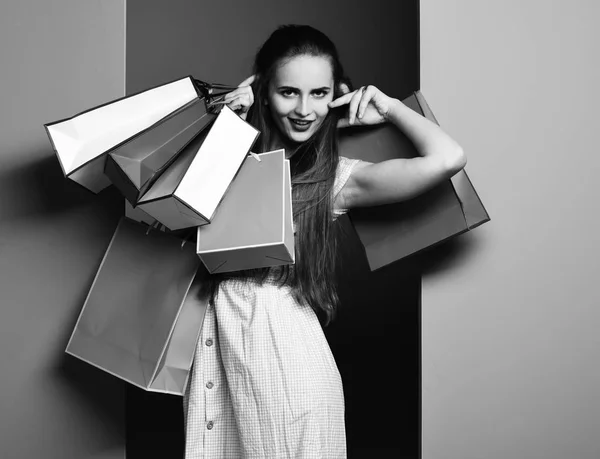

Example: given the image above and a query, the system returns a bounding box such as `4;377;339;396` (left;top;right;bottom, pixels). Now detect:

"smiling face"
267;54;335;148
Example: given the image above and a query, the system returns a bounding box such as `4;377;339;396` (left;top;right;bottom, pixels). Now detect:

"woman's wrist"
386;97;411;122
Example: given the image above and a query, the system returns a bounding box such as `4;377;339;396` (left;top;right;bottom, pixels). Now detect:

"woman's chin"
286;129;314;144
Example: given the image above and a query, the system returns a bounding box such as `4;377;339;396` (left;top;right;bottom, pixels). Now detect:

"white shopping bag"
45;76;203;193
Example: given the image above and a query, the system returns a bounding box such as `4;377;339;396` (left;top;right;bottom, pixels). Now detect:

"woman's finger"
223;86;252;103
328;90;356;108
247;86;254;107
222;95;240;110
238;74;256;87
357;85;375;119
224;94;251;120
348;87;365;125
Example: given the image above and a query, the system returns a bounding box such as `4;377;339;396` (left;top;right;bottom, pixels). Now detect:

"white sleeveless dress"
183;156;360;459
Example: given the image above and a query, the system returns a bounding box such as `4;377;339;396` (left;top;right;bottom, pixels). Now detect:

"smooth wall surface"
126;1;420;457
421;1;600;458
0;1;126;457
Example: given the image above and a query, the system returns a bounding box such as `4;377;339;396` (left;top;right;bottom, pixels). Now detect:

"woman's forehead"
273;55;334;88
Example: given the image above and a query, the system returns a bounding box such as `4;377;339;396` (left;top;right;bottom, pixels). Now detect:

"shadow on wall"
52;355;126;446
0;144;126;452
0;150;124;223
50;273;125;442
411;229;487;278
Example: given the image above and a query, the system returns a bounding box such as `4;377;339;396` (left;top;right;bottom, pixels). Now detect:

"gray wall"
0;1;126;458
420;1;600;458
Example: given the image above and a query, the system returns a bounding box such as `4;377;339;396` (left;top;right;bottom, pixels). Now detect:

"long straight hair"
206;25;349;325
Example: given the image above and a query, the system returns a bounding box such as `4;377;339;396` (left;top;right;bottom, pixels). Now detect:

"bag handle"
144;219;196;249
193;78;237;104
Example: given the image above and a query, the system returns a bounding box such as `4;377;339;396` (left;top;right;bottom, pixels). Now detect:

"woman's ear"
338;82;351;95
337;77;354;96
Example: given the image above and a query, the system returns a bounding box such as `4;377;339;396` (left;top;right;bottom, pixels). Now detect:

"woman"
184;24;466;458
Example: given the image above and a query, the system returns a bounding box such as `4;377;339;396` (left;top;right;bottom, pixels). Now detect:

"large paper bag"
45;76;205;193
197;149;294;273
136;105;259;231
339;91;490;270
65;217;208;395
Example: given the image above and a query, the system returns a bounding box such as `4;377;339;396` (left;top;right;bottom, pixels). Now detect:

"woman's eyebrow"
276;86;331;91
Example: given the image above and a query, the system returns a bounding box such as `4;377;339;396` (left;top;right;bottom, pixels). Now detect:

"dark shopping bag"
44;76;232;193
135;105;260;231
124;200;164;230
338;91;490;270
65;217;208;395
197;149;294;273
104;96;217;205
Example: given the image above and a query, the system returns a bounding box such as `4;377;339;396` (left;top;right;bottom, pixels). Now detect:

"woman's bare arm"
331;88;466;209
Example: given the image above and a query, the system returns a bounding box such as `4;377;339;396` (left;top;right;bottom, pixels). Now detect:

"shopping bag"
44;75;216;193
124;200;163;230
136;105;260;231
65;217;208;395
196;149;294;273
104;96;217;205
338;90;490;271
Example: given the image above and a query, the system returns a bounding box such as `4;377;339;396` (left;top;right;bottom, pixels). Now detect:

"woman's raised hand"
221;75;256;120
329;83;395;128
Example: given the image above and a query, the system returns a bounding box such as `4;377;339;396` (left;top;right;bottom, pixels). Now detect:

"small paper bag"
104;97;216;205
339;91;490;270
136;105;260;231
196;149;294;274
65;217;207;395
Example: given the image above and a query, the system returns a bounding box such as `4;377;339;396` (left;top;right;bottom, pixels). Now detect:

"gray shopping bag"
66;217;208;395
339;90;490;270
196;149;294;273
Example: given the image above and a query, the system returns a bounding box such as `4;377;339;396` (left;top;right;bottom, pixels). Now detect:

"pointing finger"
238;74;256;87
223;86;251;102
328;90;355;108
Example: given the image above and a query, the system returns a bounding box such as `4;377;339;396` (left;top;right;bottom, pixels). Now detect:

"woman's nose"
294;97;310;117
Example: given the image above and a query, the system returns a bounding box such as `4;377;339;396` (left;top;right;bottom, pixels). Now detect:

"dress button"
206;381;214;389
205;338;213;347
207;421;214;430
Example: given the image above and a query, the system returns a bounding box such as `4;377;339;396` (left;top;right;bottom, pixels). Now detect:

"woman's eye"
281;90;297;97
313;90;328;98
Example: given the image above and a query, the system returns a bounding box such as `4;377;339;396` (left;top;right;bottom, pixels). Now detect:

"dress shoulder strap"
332;156;361;220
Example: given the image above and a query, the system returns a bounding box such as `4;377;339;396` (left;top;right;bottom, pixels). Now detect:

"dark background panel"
126;0;419;99
126;1;420;458
329;216;421;458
